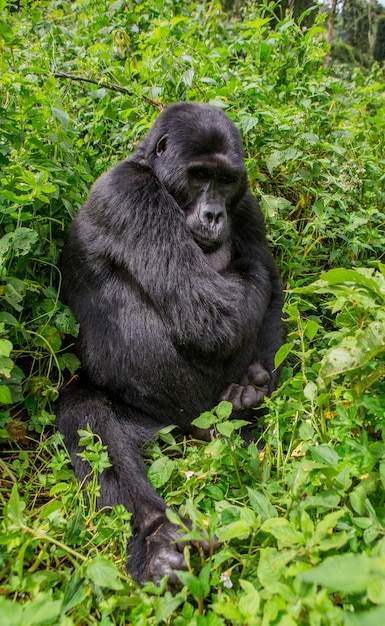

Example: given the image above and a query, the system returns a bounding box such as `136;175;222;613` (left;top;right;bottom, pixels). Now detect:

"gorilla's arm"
63;161;265;354
218;193;286;408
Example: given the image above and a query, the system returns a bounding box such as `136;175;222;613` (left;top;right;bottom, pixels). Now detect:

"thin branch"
52;72;164;110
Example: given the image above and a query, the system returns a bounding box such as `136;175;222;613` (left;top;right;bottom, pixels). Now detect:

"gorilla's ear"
156;134;168;157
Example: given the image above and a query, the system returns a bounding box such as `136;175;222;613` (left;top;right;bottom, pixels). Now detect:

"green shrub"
1;1;385;623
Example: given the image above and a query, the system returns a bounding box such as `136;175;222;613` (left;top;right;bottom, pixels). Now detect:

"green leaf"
0;385;13;404
192;411;216;429
85;555;123;590
0;20;14;42
51;106;70;126
175;570;204;599
261;518;304;546
239;579;260;618
344;605;385;626
257;547;295;592
0;228;38;263
274;341;294;369
5;484;25;527
247;487;277;522
23;597;61;626
61;575;89;615
308;444;340;467
320;268;385;302
300;553;385;594
217;520;250;542
148;456;175;488
0;339;12;357
216;401;233;421
217;419;249;437
320;320;385;381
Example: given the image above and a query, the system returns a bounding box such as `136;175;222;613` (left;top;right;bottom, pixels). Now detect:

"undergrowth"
1;0;385;624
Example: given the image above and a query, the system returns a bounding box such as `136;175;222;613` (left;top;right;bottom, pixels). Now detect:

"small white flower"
220;571;233;588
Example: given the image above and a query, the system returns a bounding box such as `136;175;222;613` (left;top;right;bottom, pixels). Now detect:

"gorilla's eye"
190;167;211;181
218;174;238;185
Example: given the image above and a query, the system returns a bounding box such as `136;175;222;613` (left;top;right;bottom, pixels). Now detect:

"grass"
1;0;385;624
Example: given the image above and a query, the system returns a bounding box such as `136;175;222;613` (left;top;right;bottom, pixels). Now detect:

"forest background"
1;0;385;624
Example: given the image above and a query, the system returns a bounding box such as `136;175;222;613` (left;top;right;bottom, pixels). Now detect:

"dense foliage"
1;0;385;624
374;16;385;63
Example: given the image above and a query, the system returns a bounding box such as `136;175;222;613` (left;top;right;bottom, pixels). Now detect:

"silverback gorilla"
55;102;285;586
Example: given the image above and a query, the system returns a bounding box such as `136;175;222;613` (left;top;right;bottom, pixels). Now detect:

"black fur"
55;102;285;585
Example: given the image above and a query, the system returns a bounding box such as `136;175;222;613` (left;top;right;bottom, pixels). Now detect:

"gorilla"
55;102;285;586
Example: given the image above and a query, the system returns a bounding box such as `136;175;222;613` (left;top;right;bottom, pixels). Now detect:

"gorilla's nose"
200;205;225;228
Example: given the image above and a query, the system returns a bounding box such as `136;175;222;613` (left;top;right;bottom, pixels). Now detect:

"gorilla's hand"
219;362;270;410
128;516;215;587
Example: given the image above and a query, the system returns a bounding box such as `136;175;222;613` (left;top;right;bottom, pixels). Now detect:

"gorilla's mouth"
192;233;223;252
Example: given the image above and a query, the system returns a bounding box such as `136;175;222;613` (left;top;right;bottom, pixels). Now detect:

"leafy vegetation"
1;0;385;624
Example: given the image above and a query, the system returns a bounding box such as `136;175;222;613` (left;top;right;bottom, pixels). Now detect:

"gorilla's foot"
128;515;215;588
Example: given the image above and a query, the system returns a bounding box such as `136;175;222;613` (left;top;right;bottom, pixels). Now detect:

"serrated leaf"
319;321;385;381
51;106;70;126
192;411;216;429
308;444;340;467
239;579;260;617
217;520;250;542
0;228;38;263
261;518;304;546
300;553;385;594
320;268;385;302
148;456;175;487
216;401;233;421
0;19;14;42
86;555;123;590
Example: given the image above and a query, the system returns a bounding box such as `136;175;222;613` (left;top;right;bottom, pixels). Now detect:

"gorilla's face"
141;103;248;256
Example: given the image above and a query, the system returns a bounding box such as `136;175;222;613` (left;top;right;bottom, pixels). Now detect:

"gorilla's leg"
55;379;194;585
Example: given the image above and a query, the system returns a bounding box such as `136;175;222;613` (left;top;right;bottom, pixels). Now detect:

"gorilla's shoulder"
93;160;160;197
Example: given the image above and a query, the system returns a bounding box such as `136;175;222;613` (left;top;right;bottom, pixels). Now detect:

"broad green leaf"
0;228;38;263
86;555;123;590
319;320;385;381
24;598;61;626
257;547;295;592
261;518;304;546
148;456;175;487
51;106;70;126
300;553;385;594
0;20;14;42
247;487;277;522
320;268;385;302
308;444;340;467
217;419;249;437
274;341;294;369
192;411;215;429
344;605;385;626
0;339;12;357
239;579;260;618
61;575;89;615
0;385;12;404
216;401;233;421
174;570;204;599
217;520;250;542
